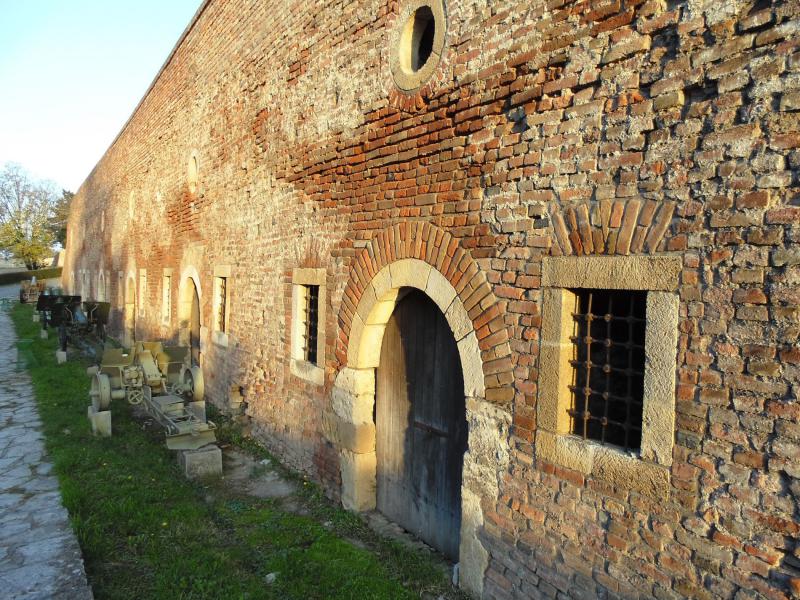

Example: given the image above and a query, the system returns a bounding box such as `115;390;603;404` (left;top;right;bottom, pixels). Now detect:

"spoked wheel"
90;373;112;411
127;388;144;406
181;366;205;402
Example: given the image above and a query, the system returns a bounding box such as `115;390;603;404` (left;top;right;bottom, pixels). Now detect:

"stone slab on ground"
178;444;223;479
0;307;93;599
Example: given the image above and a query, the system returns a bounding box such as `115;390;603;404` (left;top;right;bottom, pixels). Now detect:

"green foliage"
10;303;464;600
50;189;74;247
0;163;60;269
0;266;61;285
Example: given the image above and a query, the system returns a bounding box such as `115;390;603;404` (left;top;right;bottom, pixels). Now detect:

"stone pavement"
0;307;93;599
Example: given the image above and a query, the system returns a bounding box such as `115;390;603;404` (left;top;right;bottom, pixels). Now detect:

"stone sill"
291;359;324;386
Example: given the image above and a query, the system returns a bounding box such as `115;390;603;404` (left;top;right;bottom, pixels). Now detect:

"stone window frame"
161;268;173;326
97;270;106;302
188;150;199;194
290;268;327;386
211;265;231;348
536;255;681;498
138;269;147;317
390;0;446;93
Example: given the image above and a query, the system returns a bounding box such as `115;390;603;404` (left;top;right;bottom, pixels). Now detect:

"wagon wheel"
127;388;144;406
182;366;205;402
90;373;112;411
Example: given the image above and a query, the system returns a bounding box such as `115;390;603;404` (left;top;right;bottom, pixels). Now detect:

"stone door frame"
329;223;515;597
177;266;203;363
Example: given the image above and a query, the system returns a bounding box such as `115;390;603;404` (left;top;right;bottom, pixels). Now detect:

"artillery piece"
88;342;215;451
20;279;46;304
37;294;109;355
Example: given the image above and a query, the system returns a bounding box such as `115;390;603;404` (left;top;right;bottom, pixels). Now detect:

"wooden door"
376;289;467;559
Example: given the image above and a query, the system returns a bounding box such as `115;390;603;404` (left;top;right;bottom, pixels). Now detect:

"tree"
50;189;74;247
0;163;58;270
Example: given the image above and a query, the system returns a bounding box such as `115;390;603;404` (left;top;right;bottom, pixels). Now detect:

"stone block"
40;329;48;339
340;449;376;511
322;410;375;453
56;350;67;364
178;444;222;479
32;313;40;323
87;406;112;437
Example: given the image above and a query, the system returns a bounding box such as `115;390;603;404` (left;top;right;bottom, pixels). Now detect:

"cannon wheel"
91;373;112;411
182;366;205;402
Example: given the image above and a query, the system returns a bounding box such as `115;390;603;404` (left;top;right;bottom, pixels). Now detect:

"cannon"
40;295;109;353
88;342;214;450
19;279;46;304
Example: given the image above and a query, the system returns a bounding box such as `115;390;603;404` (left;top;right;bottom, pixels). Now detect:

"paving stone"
0;308;93;599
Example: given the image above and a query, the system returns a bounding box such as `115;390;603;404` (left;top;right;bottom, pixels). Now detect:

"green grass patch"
0;266;62;285
9;302;465;600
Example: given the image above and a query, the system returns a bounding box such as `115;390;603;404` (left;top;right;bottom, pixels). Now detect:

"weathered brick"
61;3;800;599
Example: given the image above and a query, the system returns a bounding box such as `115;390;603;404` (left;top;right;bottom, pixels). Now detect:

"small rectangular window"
138;270;147;317
215;276;227;333
303;284;320;364
568;289;647;452
162;274;172;324
290;268;326;385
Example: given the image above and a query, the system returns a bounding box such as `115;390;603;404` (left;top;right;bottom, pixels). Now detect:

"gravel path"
0;307;93;599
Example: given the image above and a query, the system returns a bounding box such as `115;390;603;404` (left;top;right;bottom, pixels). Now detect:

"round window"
392;1;446;92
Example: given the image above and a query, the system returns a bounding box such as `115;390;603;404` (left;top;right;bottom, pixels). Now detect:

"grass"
9;302;465;600
0;266;62;285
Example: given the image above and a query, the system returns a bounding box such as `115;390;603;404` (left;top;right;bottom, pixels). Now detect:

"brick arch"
548;199;676;256
338;221;512;399
332;221;513;597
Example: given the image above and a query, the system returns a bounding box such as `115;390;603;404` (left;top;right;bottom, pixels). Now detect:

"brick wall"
65;0;800;597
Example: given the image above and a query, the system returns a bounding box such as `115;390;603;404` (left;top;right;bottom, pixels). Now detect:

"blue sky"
0;0;201;192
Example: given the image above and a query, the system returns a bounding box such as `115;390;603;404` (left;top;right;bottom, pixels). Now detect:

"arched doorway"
376;289;467;559
333;255;513;597
124;278;136;348
178;276;201;365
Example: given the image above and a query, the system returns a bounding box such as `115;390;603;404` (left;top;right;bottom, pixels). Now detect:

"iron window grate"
303;285;320;364
567;289;647;452
217;277;227;333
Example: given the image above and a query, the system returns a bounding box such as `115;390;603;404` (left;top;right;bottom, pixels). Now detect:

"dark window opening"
412;7;435;71
568;289;647;452
304;285;320;364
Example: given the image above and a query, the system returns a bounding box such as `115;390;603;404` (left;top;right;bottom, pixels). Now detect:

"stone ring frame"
329;222;513;596
390;0;447;92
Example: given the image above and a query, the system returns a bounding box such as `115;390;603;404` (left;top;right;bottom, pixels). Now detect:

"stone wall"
65;0;800;597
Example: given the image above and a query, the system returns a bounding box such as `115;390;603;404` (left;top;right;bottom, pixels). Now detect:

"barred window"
215;276;227;333
162;273;172;325
303;285;320;364
568;289;646;452
290;269;326;385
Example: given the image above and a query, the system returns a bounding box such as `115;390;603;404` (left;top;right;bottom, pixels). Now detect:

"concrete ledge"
178;444;222;479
